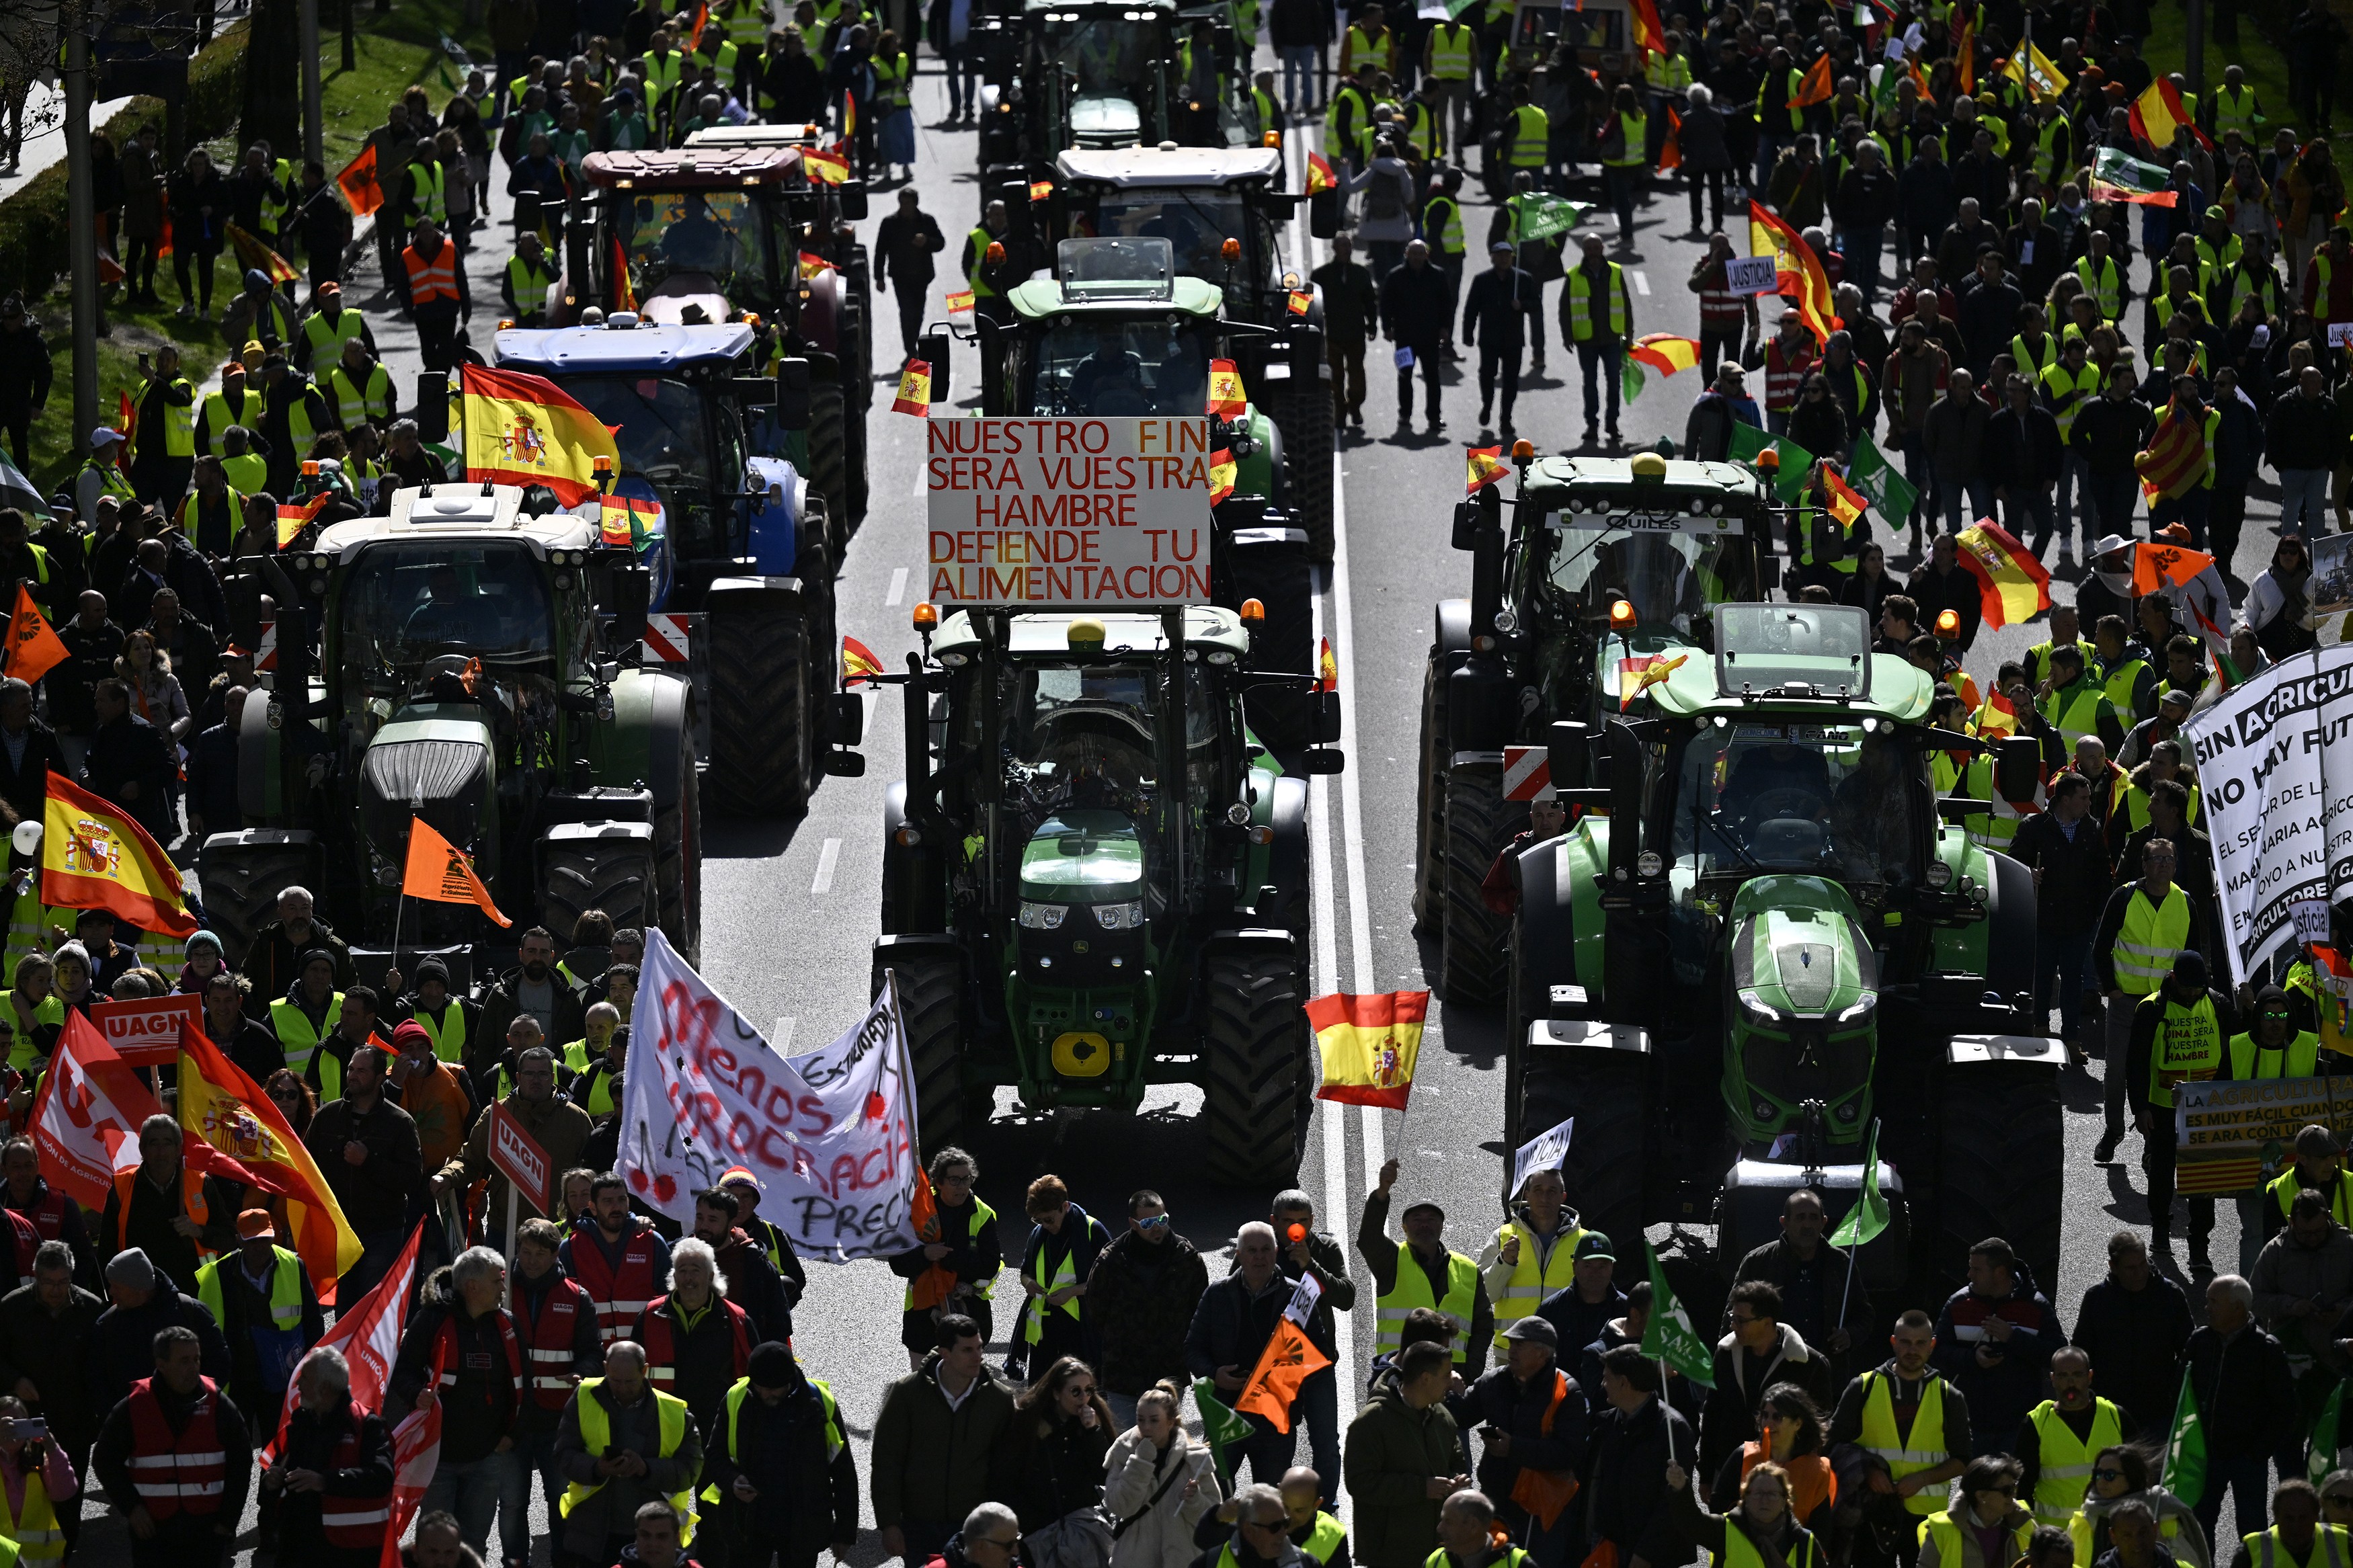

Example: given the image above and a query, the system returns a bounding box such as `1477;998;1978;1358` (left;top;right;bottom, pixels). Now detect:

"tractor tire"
1271;382;1335;563
655;741;703;967
1412;653;1448;934
1200;947;1308;1186
874;947;972;1158
541;833;657;947
201;837;321;970
1441;763;1521;1005
1521;1054;1647;1255
706;600;811;817
1933;1067;2065;1300
807;374;850;562
845;388;871;529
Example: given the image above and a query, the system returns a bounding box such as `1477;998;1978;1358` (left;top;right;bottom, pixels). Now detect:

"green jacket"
1345;1370;1463;1567
870;1350;1017;1530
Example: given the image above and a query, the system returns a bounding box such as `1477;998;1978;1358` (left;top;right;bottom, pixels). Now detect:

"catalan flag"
1287;289;1313;317
1305;153;1337;194
1630;334;1702;376
1821;464;1868;530
1621;652;1689;712
1208;358;1247;419
1790;53;1834;108
1955;518;2052;629
1749;201;1840;347
1468;444;1511;493
892;360;932;417
1209;448;1236;502
2135;402;2210;501
1308;991;1429;1110
842;636;886;686
2131;78;2212;153
225;222;302;286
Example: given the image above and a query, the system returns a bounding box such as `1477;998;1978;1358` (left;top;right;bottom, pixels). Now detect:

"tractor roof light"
1511;439;1535;462
1755;447;1780;473
1609;599;1636;630
1936;608;1960;637
301;460;320;477
1238;597;1265;624
1067;615;1108;651
912;601;939;632
1221;237;1241;261
1263;130;1281;148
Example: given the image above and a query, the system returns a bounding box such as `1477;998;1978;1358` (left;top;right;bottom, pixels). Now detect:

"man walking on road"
1462;242;1536;435
1345;1339;1466;1568
2009;770;2115;1053
1313;234;1378;433
2180;1274;2299;1542
2092;837;2210;1174
1360;1157;1493;1378
1380;239;1450;434
2069;1231;2192;1444
871;1315;1014;1565
2122;946;2231;1267
1827;1310;1970;1568
877;189;946;364
1563;233;1632;446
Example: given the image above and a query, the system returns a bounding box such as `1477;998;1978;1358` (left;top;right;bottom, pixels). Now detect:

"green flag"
1192;1378;1254;1480
1516;196;1593;244
2162;1374;2207;1508
2313;1383;2344;1486
1638;1242;1716;1388
1726;422;1814;503
1829;1119;1890;1249
1622;357;1647;407
1845;431;1921;528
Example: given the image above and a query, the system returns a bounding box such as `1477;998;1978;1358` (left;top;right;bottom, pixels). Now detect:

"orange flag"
2131;540;2215;594
4;586;69;684
1657;107;1683;172
1234;1317;1331;1432
335;142;384;217
1954;9;1976;93
401;815;512;927
1790;54;1833;108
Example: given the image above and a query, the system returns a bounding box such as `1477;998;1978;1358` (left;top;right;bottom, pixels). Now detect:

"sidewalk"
0;83;135;203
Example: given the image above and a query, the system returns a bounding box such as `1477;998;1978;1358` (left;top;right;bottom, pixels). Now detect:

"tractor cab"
1047;147;1304;319
975;0;1187;187
1509;0;1632;72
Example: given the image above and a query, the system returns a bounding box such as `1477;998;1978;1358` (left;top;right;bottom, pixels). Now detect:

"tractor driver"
404;563;494;648
1595;534;1706;632
1826;735;1915;884
660;192;735;275
1716;730;1832;833
1070;327;1150;413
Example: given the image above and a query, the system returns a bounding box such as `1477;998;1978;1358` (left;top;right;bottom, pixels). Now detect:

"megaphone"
11;821;40;858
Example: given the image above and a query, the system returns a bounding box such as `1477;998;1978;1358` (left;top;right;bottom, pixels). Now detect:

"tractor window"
1006;660;1162;813
1094;193;1283;288
1669;723;1919;887
1018;319;1211;417
610;188;785;309
1531;522;1740;634
338;542;558;676
540;374;731;559
1183;664;1229;804
1036;14;1159;93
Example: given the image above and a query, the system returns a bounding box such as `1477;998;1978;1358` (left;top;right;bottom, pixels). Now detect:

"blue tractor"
468;317;861;816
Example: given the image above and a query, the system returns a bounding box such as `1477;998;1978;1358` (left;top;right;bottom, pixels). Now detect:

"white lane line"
912;458;926;496
1631;270;1652;296
811;837;842;895
772;1016;797;1053
886;566;908;606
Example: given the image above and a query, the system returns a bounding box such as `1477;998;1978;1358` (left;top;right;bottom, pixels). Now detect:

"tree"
240;0;301;154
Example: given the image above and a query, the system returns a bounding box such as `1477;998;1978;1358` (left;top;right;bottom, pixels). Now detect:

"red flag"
376;1405;442;1568
117;391;136;453
1657;108;1683;173
1628;0;1669;58
335;142;385;218
266;1219;426;1463
28;1014;162;1210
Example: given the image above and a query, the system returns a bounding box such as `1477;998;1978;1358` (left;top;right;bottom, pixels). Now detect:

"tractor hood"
1070;94;1143;147
1019;809;1146;903
1726;876;1876;1024
358;707;498;869
1597;627;1704;709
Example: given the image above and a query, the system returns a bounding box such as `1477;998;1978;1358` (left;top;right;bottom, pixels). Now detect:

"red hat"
237;1209;276;1241
391;1020;432;1052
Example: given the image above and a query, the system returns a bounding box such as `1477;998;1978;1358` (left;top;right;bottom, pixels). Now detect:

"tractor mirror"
415;372;450;442
823;750;867;777
996;179;1035;243
1303;749;1346;775
1309;187;1340;239
1757;553;1781;591
607;569;650;647
831;692;866;743
1451;501;1480;551
1548;720;1593;790
1315;690;1342;743
836;179;869;222
1995;736;2042;806
918;332;952;399
774;358;813;431
733;376;776;407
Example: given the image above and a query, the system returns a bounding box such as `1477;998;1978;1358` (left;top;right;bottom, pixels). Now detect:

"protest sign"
1724;255;1781;294
2173;1076;2353;1194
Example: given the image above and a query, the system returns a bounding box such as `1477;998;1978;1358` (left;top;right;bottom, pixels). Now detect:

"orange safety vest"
403;242;461;306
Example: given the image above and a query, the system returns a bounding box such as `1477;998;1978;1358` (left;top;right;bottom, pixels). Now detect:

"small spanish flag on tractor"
1029;178;1054;202
945;288;975;317
1317;636;1337;693
1954;518;2052;630
802;147;850;184
1209;448;1236;502
842;636;886;686
1468;444;1510;494
1305;152;1337;193
1821;464;1868;530
276;490;328;548
1207;359;1247;419
1308;990;1429;1110
599;492;659;548
1620;652;1688;712
893;360;932;416
1286;289;1312;317
798;251;838;280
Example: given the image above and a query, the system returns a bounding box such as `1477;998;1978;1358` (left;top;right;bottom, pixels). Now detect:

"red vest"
316;1401;393;1547
0;1208;36;1281
512;1275;594;1410
9;1187;74;1245
1765;338;1817;412
124;1376;227;1519
569;1225;661;1342
431;1309;526;1411
639;1294;752;1395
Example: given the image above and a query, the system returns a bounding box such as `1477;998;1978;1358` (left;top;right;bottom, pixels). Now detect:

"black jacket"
702;1360;860;1555
274;1397;395;1558
1699;1325;1836;1477
46;616;122;736
631;1292;755;1436
1462;266;1537;348
1580;1393;1696;1561
2266;388;2338;469
387;1267;522;1462
1469;1358;1588;1503
1312;259;1380;340
303;1091;422;1237
98;1171;241;1290
1085;1229;1210;1397
1380;261;1455;344
0;720;70;825
87;1275;232;1418
0;1280;108;1452
1831;165;1900;230
996;1405;1113;1530
477;964;589;1073
245;917;356;998
1985;402;2065;489
1904;561;1984;651
2009;811;2114;934
185;718;240;833
1956;277;2024;373
93;1371;253;1520
0;321;53;423
875;208;949;294
2072;394;2157;475
2177;1321;2299;1460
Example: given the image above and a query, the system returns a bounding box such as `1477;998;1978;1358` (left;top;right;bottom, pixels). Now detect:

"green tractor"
869;604;1343;1184
1417;450;1775;1005
201;483;701;975
1501;602;2063;1298
973;0;1215;198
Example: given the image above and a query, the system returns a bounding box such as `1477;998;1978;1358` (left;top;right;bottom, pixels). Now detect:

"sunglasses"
2092;1469;2124;1482
1138;1214;1171;1229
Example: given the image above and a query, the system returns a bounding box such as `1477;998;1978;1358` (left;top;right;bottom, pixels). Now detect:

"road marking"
886;566;908;606
811;837;842;895
772;1016;797;1053
1328;441;1390;1188
1631;270;1652;296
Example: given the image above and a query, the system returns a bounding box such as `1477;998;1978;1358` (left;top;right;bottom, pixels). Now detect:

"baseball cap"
1503;1316;1558;1347
2159;688;2194;710
237;1209;277;1241
1574;1232;1616;1262
89;427;124;448
1401;1198;1445;1222
1489;240;1514;254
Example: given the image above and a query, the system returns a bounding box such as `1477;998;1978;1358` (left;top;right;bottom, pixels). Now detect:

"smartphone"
8;1419;48;1441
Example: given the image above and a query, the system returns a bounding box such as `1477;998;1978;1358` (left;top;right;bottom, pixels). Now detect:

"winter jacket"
1699;1324;1835;1477
1956;277;2025;374
444;1089;593;1223
2071;1275;2192;1444
387;1266;523;1462
701;1356;860;1558
1832;165;1900;231
1924;392;1991;483
552;1374;705;1555
274;1398;395;1563
303;1091;422;1237
1087;1231;1210;1397
2251;1225;2353;1372
1105;1430;1222;1568
1184;1268;1291;1392
1467;1357;1587;1505
91;1369;253;1520
631;1293;755;1436
871;1350;1019;1531
1345;1369;1463;1568
2073;393;2158;476
0;1279;108;1453
1685;390;1763;460
2009;811;2115;936
2267;386;2338;468
97;1166;240;1288
1984;403;2065;490
1678;104;1730;173
709;1225;799;1345
1380;261;1455;345
477;964;589;1067
1931;1275;2066;1456
244;917;356;1001
1899;158;1958;241
85;1274;231;1419
998;1399;1115;1530
2178;1320;2299;1460
1580;1392;1697;1563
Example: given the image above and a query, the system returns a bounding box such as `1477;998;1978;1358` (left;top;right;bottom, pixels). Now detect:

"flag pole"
1835;1118;1878;1333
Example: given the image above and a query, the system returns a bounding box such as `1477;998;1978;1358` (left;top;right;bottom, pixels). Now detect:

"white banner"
926;417;1215;608
621;930;922;1262
1511;1114;1575;1196
2178;646;2353;987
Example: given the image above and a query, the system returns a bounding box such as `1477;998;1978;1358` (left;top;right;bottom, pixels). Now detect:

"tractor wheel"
1271;382;1335;563
654;739;703;967
1200;947;1308;1186
200;837;321;971
874;948;972;1158
1441;762;1521;1005
1412;653;1449;934
807;373;850;562
542;833;657;948
1521;1054;1648;1253
844;388;871;529
1933;1067;2065;1299
706;600;810;817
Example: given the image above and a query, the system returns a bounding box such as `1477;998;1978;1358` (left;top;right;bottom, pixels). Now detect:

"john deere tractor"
972;0;1204;197
869;604;1343;1184
200;482;704;977
1417;450;1774;1005
1500;602;2062;1298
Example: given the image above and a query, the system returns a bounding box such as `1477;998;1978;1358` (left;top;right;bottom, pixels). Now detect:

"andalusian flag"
1208;360;1247;419
1727;423;1816;502
403;815;512;927
2313;1385;2344;1486
1029;178;1054;202
180;1026;364;1292
2091;146;2178;206
1638;1241;1716;1387
893;360;932;416
1844;431;1920;526
459;364;622;506
2163;1376;2206;1507
1317;638;1337;693
1956;519;2052;628
42;770;198;936
1467;445;1511;493
1308;991;1429;1110
1287;289;1313;317
1790;54;1833;108
1209;448;1236;502
2132;79;2212;152
1629;0;1669;57
842;636;886;686
275;491;327;548
1305;153;1337;193
3;586;68;685
1192;1380;1256;1483
801;147;850;184
2004;39;2065;102
599;491;660;548
1749;201;1840;347
1630;335;1701;376
1821;465;1867;530
1829;1119;1890;1247
1621;653;1688;712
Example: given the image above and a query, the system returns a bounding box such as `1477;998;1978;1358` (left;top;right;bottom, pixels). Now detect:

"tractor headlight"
1736;988;1784;1030
1019;901;1068;930
1492;606;1519;634
1092;900;1146;930
1636;851;1663;878
1925;860;1953;889
1835;994;1878;1027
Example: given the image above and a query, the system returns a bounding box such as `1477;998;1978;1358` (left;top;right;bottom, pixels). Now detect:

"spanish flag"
401;815;512;927
1468;444;1510;494
599;492;659;548
893;360;932;417
1029;178;1055;202
42;770;198;936
611;231;637;314
1973;689;2022;738
334;142;384;217
945;288;975;315
1629;0;1669;58
1954;9;1975;92
1790;53;1833;108
276;490;327;548
458;364;622;507
1317;637;1338;694
1955;518;2052;629
1209;448;1236;502
802;147;850;185
798;251;838;280
225;222;303;286
839;90;857;142
1235;1317;1331;1432
4;586;68;685
1309;990;1429;1110
2131;78;2212;153
842;636;886;686
1630;334;1702;376
1821;464;1868;530
1208;359;1247;419
1749;201;1840;348
179;1026;363;1294
1621;652;1688;712
1305;153;1337;194
1287;289;1313;317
